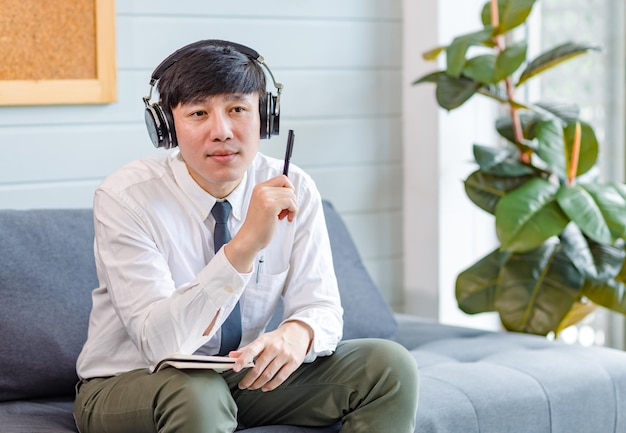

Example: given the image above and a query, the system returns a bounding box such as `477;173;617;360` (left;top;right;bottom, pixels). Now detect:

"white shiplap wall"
0;1;403;309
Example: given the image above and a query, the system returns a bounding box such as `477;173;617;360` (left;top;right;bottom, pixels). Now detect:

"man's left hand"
230;320;313;392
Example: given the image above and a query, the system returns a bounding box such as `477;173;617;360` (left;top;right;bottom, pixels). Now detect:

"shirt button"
225;285;233;293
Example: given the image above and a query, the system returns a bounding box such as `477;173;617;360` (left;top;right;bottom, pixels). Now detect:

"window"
537;0;626;349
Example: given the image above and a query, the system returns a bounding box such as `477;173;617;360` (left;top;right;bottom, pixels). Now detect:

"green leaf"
556;184;626;244
463;55;497;84
473;144;535;176
477;83;509;103
412;70;444;86
615;255;626;284
556;185;611;244
495;41;527;81
423;46;447;61
496;242;584;335
532;119;598;181
517;42;600;86
563;121;599;177
611;182;626;202
586;254;626;315
533;101;580;122
496;103;579;145
582;277;626;315
456;249;507;314
496;178;570;252
559;223;625;280
586;241;626;280
435;74;482;110
464;170;535;214
535;119;567;179
413;71;482;110
496;112;541;144
446;27;496;77
555;300;598;334
582;184;626;238
481;0;537;34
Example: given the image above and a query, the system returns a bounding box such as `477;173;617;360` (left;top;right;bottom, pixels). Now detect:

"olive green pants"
74;339;419;433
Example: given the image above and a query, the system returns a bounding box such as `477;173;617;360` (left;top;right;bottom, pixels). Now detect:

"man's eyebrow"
223;93;254;101
184;93;254;106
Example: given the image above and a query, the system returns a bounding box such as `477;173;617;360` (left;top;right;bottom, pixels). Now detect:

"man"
74;39;418;433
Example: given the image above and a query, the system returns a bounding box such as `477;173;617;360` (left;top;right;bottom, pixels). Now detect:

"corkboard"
0;0;116;105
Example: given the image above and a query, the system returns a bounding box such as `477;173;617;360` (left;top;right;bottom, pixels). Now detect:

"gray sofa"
1;201;626;433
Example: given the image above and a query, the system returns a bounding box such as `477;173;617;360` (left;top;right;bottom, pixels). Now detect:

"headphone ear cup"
259;92;280;139
268;93;280;137
144;105;163;148
259;92;269;139
144;103;177;149
162;106;177;148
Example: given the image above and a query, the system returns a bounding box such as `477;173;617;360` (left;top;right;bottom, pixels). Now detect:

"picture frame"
0;0;116;106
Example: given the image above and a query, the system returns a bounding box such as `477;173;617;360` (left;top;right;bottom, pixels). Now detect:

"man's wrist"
223;239;256;274
282;320;314;354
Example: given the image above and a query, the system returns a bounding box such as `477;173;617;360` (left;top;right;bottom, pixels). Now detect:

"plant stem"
490;0;499;25
505;80;528;162
568;122;581;185
491;0;529;164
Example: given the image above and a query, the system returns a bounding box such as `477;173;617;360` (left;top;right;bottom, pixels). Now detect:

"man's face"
172;93;260;198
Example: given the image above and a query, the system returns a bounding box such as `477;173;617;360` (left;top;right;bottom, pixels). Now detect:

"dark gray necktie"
211;200;241;355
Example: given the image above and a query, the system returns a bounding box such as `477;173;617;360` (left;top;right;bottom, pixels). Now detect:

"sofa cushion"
0;399;78;433
0;398;340;433
397;315;626;433
321;201;397;340
0;210;97;402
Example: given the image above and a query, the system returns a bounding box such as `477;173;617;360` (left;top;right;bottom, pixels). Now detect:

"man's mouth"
208;150;237;163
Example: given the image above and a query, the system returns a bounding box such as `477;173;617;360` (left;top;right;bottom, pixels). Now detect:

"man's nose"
207;112;233;141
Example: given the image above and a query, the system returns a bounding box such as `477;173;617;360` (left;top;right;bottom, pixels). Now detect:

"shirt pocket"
242;262;289;335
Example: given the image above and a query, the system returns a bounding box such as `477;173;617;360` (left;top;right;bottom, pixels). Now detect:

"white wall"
0;1;405;309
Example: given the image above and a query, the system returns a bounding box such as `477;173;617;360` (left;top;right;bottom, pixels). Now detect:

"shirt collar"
169;149;247;222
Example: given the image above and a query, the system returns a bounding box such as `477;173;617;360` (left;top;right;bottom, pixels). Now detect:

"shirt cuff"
194;248;252;317
281;316;338;363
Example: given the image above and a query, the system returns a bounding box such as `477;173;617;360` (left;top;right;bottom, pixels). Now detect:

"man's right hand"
224;175;297;273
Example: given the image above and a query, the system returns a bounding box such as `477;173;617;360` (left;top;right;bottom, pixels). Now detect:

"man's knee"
341;339;419;401
373;339;418;377
155;369;238;433
338;339;419;432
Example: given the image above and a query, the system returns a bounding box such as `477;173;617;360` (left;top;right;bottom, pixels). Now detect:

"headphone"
142;39;284;149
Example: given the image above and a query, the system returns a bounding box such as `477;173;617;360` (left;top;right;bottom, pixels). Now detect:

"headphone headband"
149;39;262;84
142;39;283;149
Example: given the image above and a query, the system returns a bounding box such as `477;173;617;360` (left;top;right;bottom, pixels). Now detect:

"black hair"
157;44;266;111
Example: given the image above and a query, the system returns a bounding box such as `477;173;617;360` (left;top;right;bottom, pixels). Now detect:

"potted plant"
414;0;626;336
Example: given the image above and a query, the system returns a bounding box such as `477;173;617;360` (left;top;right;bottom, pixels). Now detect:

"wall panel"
0;0;403;309
308;164;402;213
116;17;402;70
116;0;401;19
0;181;100;209
261;117;401;167
0;124;156;183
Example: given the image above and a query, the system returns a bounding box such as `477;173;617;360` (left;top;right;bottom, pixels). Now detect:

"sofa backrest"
0;201;396;401
320;201;397;340
0;209;96;401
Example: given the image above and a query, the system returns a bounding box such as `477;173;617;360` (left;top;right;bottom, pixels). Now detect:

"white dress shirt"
76;150;343;379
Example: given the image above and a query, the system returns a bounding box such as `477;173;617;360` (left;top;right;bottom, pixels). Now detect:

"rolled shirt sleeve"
93;188;251;364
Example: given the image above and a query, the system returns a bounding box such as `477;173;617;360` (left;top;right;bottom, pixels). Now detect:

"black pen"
282;129;295;176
